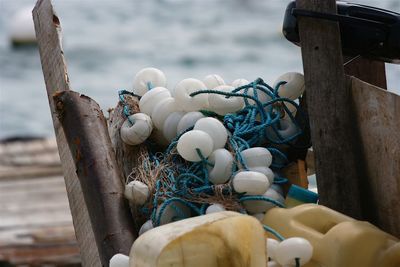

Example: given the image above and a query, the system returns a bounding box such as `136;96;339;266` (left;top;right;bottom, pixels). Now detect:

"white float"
275;237;313;266
243;187;285;214
124;180;150;205
232;171;270;195
139;220;154;236
9;7;36;46
120;113;153;145
163;111;185;142
267;238;280;261
252;213;265;221
174;78;209;111
231;78;249;88
109;253;130;267
151;97;181;129
208;85;244;115
273;72;305;100
176;111;205;134
240;147;273;168
206;148;234;184
203;74;225;89
156;201;191;225
139;87;171;115
266;119;298;141
248;166;275;184
205;203;226;214
177;130;214;162
266;261;281;267
133;68;167;96
194;117;228;150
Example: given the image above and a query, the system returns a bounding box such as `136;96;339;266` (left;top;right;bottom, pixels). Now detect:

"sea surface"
0;0;399;139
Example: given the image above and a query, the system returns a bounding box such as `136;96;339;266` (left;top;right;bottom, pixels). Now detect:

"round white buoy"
208;85;244;115
109;253;130;267
124;180;149;205
120;113;153;145
151;97;181;129
157;201;191;225
177;130;214;162
206;148;234;184
243;187;284;214
266;119;298;142
9;7;36;46
174;78;209;111
133;68;167;96
248;166;275;184
139;87;171;115
205;203;226;214
275;237;313;266
194;117;228;150
231;78;249;88
240;147;273;168
266;261;281;267
203;74;225;89
232;171;270;195
176;111;205;134
139;220;154;236
273;72;305;100
162;111;185;142
267;238;280;261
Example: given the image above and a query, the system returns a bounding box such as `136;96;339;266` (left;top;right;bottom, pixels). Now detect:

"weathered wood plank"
344;57;387;89
350;77;400;237
296;0;364;218
54;90;136;265
32;0;101;265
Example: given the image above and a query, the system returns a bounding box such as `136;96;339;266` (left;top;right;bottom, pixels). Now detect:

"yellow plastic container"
262;204;400;267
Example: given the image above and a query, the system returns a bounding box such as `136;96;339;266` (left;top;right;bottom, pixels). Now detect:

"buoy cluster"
119;67;313;267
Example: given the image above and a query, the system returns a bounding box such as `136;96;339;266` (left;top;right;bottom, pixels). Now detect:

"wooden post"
296;0;364;218
33;0;101;265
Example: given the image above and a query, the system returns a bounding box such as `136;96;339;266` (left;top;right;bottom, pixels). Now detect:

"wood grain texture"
350;77;400;237
296;0;364;218
32;0;101;265
54;91;136;265
344;57;387;89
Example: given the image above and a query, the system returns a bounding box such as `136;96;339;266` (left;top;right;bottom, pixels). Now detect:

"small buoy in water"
267;238;280;261
162;111;185;142
151;97;181;129
248;166;275;184
275;237;313;266
139;219;154;236
243;187;284;214
174;78;209;111
208;85;244;115
109;253;129;267
176;111;205;134
133;68;167;96
194;117;228;150
207;148;233;184
273;72;305;100
231;78;249;88
203;74;225;89
9;7;37;47
205;203;226;214
240;147;272;168
139;87;171;115
232;171;270;195
177;130;214;162
120;113;153;145
124;180;149;205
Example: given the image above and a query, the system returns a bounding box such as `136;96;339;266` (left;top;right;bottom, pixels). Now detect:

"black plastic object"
283;1;400;63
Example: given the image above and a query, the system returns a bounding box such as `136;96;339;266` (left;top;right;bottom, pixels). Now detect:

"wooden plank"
32;0;101;265
54;90;136;265
344;57;387;89
350;77;400;237
296;0;364;218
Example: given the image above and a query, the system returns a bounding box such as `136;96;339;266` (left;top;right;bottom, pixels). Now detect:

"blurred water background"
0;0;399;140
